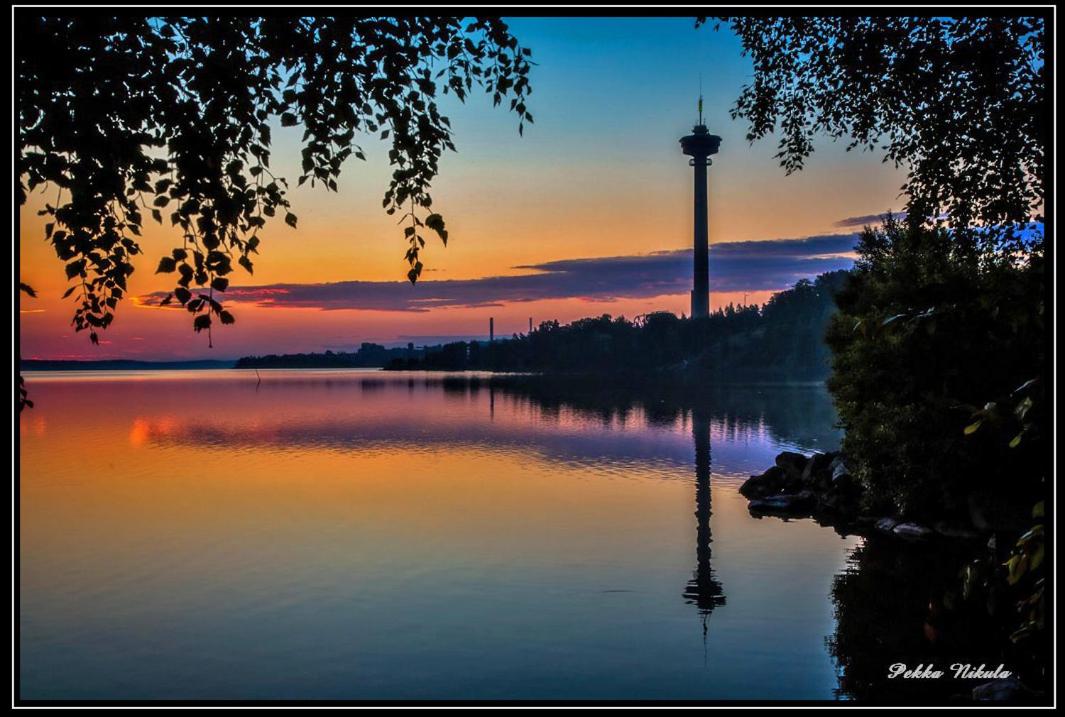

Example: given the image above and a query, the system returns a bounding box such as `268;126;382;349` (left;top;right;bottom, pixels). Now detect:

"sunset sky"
18;16;907;361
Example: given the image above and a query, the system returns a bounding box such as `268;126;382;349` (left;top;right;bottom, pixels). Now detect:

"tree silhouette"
17;14;533;350
388;271;848;380
705;15;1045;255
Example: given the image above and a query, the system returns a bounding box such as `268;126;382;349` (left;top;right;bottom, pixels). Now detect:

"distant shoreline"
18;361;828;389
20;359;238;371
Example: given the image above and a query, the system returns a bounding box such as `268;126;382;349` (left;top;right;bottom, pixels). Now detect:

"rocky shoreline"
740;450;981;542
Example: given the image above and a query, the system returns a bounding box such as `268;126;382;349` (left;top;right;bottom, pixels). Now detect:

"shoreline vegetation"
384;272;847;380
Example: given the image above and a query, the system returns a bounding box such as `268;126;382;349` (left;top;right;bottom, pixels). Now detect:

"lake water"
19;369;863;701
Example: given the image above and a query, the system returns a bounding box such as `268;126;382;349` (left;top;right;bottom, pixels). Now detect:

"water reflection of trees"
479;375;842;450
828;537;1040;704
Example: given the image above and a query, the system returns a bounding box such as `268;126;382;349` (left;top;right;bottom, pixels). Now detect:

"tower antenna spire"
698;74;704;125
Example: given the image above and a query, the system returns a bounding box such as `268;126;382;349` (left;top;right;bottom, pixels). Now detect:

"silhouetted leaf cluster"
17;14;533;344
705;16;1045;256
18;375;33;412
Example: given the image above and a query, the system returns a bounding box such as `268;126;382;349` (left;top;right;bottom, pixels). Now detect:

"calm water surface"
20;370;859;700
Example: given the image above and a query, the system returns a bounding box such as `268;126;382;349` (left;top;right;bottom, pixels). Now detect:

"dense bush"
826;217;1045;524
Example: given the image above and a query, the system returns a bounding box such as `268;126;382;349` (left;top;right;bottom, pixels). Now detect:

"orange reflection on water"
128;415;180;447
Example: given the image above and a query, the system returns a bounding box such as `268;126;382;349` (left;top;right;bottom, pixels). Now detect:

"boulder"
801;451;836;488
893;522;934;540
818;485;861;518
830;457;853;484
739;465;786;499
934;522;981;540
817;489;843;514
743;453;872;531
832;471;859;492
875;517;899;533
749;490;816;515
775;451;808;482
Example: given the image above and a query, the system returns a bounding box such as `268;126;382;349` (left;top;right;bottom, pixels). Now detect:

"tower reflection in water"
682;408;726;635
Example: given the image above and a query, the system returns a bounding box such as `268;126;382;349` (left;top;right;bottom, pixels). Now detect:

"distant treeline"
21;359;235;371
386;271;849;381
236;342;418;369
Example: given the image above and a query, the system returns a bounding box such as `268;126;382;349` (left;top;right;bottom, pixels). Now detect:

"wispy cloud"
140;234;859;313
834;212;905;228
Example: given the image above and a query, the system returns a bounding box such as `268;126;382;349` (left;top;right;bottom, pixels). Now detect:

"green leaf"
1004;554;1028;585
1030;543;1044;571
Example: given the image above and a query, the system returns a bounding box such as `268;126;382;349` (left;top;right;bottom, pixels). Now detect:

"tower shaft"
691;156;710;318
